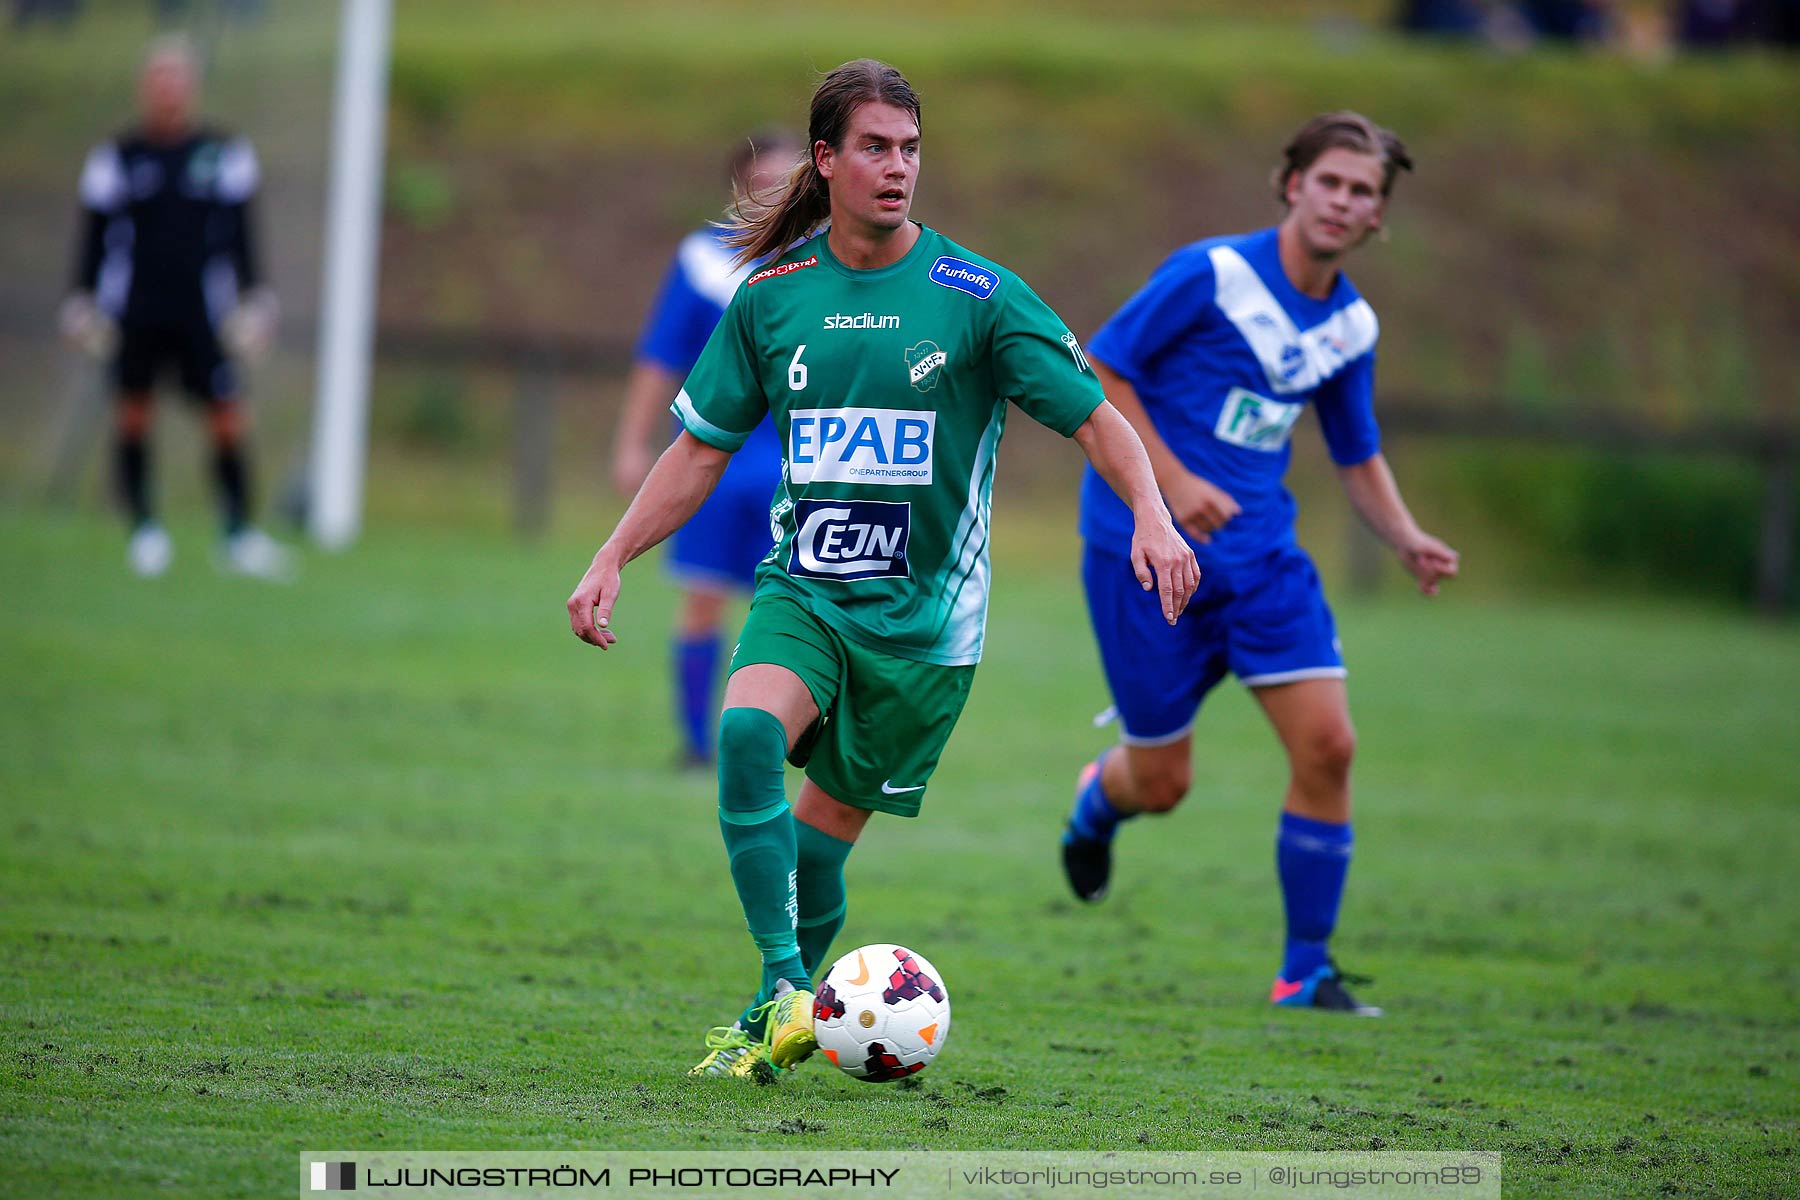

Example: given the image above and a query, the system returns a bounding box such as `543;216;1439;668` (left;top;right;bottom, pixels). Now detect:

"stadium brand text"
788;499;911;581
747;256;819;286
823;312;902;330
929;255;999;299
789;408;935;485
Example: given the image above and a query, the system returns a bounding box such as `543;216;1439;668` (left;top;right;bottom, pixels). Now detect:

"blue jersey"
635;225;781;474
1079;227;1381;568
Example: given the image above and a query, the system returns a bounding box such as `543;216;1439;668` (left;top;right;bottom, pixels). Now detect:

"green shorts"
728;593;976;818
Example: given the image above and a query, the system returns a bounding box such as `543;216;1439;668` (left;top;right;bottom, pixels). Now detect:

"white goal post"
307;0;392;550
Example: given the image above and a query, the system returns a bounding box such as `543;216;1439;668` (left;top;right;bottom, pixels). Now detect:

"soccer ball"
813;943;950;1082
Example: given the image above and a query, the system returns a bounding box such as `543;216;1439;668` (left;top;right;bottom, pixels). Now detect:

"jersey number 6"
789;345;808;392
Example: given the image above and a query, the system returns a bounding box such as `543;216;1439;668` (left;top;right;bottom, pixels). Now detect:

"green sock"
716;708;805;1003
796;820;854;979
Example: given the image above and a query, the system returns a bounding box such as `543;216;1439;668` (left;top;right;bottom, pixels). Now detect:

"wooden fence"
35;324;1797;615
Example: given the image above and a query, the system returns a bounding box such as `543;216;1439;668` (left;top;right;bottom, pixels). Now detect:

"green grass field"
2;507;1796;1198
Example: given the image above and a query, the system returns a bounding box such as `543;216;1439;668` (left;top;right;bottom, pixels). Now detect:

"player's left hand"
1398;532;1459;597
1131;512;1200;625
567;551;623;650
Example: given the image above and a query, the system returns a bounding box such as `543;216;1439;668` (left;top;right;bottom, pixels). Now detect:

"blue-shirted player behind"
1063;112;1460;1015
611;131;803;766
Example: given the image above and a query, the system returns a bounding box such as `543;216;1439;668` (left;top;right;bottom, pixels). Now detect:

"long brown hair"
1272;111;1412;208
726;128;801;192
725;59;922;267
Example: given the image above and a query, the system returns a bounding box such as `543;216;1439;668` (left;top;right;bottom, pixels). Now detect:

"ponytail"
724;154;830;268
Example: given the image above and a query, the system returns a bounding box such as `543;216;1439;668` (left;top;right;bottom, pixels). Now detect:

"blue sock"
1064;749;1133;844
1276;811;1353;982
674;633;720;759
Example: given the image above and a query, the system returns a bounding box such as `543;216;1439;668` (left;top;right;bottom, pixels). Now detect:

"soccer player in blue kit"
611;132;803;766
1061;112;1460;1016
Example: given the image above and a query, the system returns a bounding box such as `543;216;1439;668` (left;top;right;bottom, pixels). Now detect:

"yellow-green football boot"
687;1023;777;1082
763;979;819;1070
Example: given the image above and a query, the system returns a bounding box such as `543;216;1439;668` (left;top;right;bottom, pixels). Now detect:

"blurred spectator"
1675;0;1800;45
1397;0;1618;44
1397;0;1491;35
11;0;81;28
62;35;294;580
1520;0;1615;40
1773;0;1800;43
1678;0;1749;41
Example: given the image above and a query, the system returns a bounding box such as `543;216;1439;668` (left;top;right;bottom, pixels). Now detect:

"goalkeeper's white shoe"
127;523;173;579
220;527;297;583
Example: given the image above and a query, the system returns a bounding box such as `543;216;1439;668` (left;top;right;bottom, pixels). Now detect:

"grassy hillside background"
0;0;1796;606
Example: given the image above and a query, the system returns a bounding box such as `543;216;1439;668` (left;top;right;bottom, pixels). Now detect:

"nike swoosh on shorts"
881;781;925;795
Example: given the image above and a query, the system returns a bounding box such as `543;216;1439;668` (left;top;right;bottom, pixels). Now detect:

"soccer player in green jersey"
567;59;1197;1080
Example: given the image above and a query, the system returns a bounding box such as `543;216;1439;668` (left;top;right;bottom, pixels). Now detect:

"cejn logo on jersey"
788;499;910;581
789;408;934;485
747;255;818;287
928;256;998;300
1214;386;1305;452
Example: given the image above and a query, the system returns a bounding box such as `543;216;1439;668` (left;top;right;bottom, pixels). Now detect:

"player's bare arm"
568;431;732;648
1336;453;1459;596
1092;357;1241;543
1072;402;1200;624
610;362;684;497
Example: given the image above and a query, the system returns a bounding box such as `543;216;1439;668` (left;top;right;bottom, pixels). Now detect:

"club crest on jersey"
788;499;910;581
790;408;935;485
929;256;998;300
747;255;818;287
184;144;221;191
905;340;948;392
1277;343;1308;383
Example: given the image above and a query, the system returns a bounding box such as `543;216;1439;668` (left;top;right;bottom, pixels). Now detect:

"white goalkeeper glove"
58;292;118;360
220;287;279;362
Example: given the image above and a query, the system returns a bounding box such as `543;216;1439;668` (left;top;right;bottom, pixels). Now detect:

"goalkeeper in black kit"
62;35;293;581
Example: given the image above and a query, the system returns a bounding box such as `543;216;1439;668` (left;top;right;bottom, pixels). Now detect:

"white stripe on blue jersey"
1079;226;1382;567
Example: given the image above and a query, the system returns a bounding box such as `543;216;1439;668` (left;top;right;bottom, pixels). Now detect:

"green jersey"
674;225;1103;666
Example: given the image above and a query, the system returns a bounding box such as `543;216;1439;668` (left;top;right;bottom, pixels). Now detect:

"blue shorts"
667;452;775;592
1082;542;1345;746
